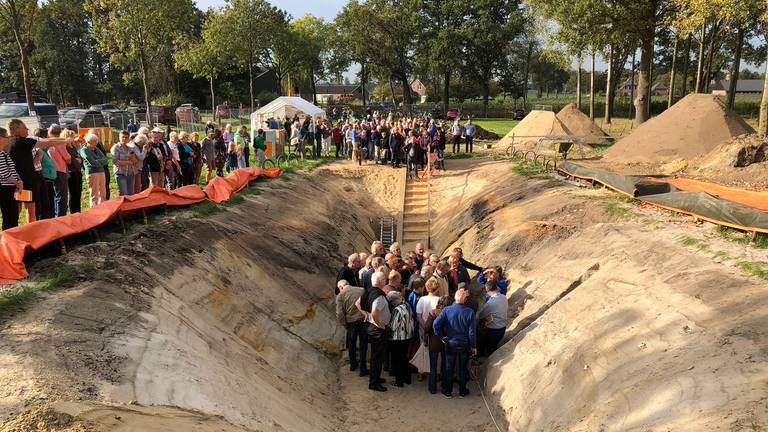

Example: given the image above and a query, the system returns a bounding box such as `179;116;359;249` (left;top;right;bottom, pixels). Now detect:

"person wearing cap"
336;280;368;375
478;280;508;357
433;288;476;398
387;290;414;387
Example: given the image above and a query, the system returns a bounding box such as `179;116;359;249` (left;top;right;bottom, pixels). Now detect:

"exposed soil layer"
2;158;767;432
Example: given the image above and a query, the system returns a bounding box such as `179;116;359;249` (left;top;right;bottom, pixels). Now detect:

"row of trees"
1;0;767;131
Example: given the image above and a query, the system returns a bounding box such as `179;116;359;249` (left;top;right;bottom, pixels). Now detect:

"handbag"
409;342;430;373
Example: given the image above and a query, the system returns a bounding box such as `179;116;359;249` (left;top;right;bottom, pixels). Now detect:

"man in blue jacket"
433;288;476;398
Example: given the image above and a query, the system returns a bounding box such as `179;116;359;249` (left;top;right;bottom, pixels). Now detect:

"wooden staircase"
401;179;430;249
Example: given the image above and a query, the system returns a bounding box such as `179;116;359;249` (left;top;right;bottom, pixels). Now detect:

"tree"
333;1;374;106
418;0;466;112
175;9;229;121
462;0;525;116
0;0;38;113
87;0;196;124
221;0;283;111
290;14;330;103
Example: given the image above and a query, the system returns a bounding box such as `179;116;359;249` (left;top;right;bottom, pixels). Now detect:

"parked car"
216;104;235;120
446;109;461;120
0;103;60;129
175;104;201;123
126;105;175;125
102;110;132;129
89;103;120;112
60;109;106;129
512;109;527;120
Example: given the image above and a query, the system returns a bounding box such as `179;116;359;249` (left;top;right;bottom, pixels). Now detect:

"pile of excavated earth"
583;93;768;190
1;154;767;431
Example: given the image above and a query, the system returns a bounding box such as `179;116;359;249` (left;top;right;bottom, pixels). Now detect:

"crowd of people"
0;119;268;231
335;240;508;397
264;111;477;179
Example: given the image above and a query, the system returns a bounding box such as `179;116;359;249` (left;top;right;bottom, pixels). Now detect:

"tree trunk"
589;51;596;120
138;49;152;126
576;53;582;110
668;36;679;108
248;59;254;113
523;39;534;104
702;20;721;92
443;71;450;114
310;68;318;105
210;77;216;123
680;35;692;96
695;22;706;93
361;62;367;108
634;33;654;125
604;45;613;124
759;38;768;135
727;24;745;110
13;37;35;114
389;77;396;104
647;52;653;119
628;48;637;118
482;83;490;117
401;74;412;106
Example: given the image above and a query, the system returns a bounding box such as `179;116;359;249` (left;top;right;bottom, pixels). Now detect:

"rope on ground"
470;360;503;432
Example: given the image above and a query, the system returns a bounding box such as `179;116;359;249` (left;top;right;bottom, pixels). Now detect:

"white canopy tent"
250;96;326;133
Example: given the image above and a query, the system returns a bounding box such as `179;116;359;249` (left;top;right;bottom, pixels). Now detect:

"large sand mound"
557;103;609;144
604;94;754;164
498;110;571;148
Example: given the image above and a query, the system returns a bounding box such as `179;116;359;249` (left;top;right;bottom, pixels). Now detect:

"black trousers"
479;327;506;357
465;136;474;153
452;135;461;153
37;178;55;220
367;324;387;387
0;185;19;230
388;339;411;385
68;171;82;213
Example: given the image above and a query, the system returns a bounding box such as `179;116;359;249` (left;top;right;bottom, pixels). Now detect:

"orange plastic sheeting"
647;177;768;213
204;167;282;203
0;167;281;283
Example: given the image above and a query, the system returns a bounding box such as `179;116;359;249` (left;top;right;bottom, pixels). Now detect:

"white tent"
250;96;326;133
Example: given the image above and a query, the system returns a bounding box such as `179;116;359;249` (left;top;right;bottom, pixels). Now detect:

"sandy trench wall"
0;170;387;432
427;159;768;431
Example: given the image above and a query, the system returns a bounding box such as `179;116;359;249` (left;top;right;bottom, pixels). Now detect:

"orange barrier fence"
0;167;281;283
647;177;768;213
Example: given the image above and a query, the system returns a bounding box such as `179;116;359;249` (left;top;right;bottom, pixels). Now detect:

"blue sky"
195;0;347;20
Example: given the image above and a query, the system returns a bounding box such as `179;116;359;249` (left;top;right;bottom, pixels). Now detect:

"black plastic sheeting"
558;161;768;233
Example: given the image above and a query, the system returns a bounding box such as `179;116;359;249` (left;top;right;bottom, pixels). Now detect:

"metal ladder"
380;216;396;249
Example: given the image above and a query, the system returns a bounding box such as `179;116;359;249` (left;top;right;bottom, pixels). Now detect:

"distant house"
410;79;428;102
314;84;363;104
651;83;669;96
617;79;636;97
710;79;764;96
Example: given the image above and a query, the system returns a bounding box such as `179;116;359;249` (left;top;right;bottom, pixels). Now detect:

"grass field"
473;118;519;137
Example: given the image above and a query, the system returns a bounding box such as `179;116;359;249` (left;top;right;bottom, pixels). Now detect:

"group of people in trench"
335;240;508;397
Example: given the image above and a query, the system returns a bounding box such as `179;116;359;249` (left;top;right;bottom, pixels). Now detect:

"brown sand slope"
604;94;754;164
557;103;609;144
498;110;572;148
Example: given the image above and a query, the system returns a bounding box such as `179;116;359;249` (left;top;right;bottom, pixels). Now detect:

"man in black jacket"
336;253;361;295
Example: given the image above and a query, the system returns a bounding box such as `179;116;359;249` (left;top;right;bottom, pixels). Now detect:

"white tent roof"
250;96;326;131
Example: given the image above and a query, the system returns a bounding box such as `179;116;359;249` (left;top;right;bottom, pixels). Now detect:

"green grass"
190;201;221;217
473;118;519;137
604;203;630;217
714;250;731;260
0;266;78;320
738;261;768;281
240;186;262;196
716;227;768;250
680;236;701;247
221;194;245;207
510;160;549;178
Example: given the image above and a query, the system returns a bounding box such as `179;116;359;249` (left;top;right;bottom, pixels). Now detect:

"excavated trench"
1;160;767;432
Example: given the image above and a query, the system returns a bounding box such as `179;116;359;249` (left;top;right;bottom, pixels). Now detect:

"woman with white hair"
79;133;108;206
130;133;149;193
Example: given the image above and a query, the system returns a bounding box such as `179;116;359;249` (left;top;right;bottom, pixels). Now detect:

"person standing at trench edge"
336;253;361;295
433;288;476;398
336;280;368;376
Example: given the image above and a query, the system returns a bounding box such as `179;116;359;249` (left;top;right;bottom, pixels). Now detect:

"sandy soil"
1;156;767;432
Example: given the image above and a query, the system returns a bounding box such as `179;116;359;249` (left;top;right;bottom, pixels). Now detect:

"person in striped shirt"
0;127;23;230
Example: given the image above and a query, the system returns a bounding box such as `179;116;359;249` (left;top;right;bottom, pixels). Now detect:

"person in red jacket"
332;123;343;159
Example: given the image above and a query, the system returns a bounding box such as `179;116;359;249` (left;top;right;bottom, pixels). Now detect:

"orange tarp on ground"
647;177;768;213
0;167;281;283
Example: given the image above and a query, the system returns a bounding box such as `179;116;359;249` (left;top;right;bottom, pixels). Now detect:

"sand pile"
697;133;768;170
604;94;754;164
473;125;500;140
556;103;609;144
498;110;572;148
